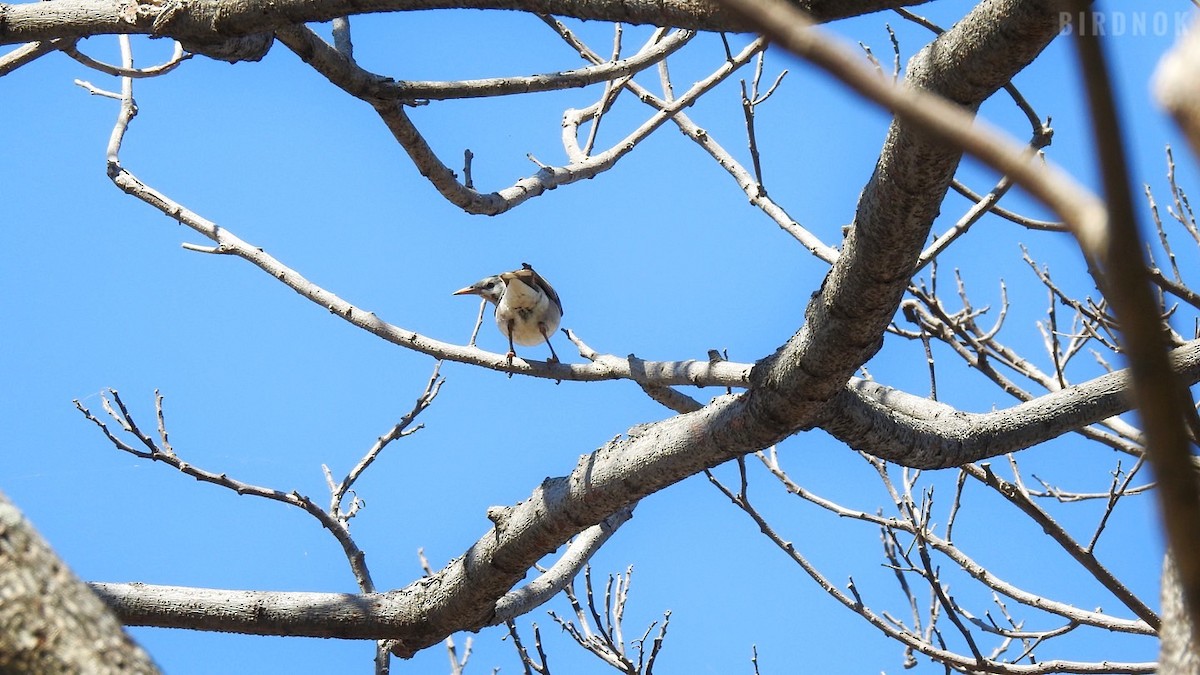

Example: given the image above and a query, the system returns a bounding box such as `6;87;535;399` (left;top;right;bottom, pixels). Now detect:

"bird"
453;263;563;364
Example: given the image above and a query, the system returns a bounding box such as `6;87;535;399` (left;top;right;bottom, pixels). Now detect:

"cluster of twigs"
506;566;669;675
73;365;443;669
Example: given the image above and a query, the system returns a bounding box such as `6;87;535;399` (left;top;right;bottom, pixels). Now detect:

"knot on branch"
179;33;273;63
486;505;514;531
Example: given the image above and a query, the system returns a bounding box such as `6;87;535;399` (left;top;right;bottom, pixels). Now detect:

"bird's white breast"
496;279;562;346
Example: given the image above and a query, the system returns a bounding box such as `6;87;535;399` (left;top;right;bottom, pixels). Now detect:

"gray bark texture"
0;0;933;47
0;490;159;674
1161;553;1200;675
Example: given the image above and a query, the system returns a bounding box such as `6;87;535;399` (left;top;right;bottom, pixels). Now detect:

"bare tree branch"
824;339;1200;468
494;506;635;623
0;0;935;47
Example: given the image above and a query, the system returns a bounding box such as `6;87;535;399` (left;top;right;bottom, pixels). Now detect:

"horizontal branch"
0;0;933;46
97;572;1153;674
378;30;694;101
92;515;635;636
90;584;401;639
825;339;1200;468
278;24;692;103
108;163;752;386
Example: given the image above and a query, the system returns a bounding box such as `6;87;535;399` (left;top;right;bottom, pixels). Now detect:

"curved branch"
277;24;759;214
366;34;766;214
60;39;190;77
824;339;1200;468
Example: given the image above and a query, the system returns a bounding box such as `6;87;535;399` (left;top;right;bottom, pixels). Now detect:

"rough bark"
1161;552;1200;675
0;490;159;674
745;0;1065;432
0;0;933;47
827;339;1200;468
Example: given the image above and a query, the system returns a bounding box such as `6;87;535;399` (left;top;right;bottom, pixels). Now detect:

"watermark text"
1058;11;1193;37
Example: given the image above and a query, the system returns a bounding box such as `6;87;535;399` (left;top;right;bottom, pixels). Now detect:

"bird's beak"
452;286;478;296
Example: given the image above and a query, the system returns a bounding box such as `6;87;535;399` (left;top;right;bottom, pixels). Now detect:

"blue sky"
2;1;1197;672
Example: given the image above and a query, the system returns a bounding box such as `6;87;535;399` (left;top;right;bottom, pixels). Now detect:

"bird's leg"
505;319;517;366
539;322;560;363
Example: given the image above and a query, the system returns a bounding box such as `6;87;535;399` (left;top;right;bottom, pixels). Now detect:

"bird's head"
452;275;506;305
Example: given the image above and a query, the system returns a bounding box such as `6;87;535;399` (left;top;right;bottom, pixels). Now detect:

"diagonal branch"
0;39;62;75
730;0;1082;435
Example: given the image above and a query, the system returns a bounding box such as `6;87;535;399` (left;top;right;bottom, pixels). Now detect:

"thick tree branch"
733;0;1083;437
89;584;406;639
825;339;1200;468
492;505;634;623
0;491;159;674
0;0;933;47
86;335;1191;641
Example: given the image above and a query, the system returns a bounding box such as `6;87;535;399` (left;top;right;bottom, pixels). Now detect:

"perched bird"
453;263;563;364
